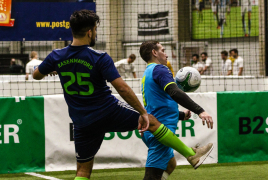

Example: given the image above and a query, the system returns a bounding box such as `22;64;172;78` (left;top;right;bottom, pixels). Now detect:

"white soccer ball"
175;67;201;92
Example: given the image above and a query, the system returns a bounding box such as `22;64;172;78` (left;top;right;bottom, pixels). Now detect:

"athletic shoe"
187;143;214;170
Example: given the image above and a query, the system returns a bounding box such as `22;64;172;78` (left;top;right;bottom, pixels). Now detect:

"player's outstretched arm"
33;68;46;80
111;77;149;132
180;110;191;121
111;77;146;115
33;68;57;80
165;83;213;129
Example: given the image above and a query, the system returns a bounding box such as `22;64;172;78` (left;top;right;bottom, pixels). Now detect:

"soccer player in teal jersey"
140;41;214;180
33;10;213;180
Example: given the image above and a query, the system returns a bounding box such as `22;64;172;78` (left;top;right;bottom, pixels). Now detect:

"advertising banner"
138;11;169;36
0;2;95;41
43;93;218;171
217;92;268;163
44;95;76;172
0;96;45;174
0;0;14;27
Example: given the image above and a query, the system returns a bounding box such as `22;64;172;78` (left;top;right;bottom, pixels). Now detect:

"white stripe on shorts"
118;101;139;113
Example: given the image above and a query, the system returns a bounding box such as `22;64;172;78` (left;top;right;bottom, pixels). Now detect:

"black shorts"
73;101;140;163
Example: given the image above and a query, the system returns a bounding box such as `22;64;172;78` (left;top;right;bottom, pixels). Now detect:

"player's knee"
166;157;177;174
148;114;161;131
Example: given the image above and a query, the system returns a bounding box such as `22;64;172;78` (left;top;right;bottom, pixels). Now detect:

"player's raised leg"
144;114;213;170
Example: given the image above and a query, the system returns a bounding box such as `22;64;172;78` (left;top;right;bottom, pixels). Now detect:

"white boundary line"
25;172;62;180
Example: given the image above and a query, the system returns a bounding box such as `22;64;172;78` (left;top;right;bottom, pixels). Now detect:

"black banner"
138;11;169;36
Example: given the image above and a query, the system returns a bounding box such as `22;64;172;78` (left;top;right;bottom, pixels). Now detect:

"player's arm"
153;65;212;128
179;110;191;120
165;83;204;115
25;64;29;80
203;66;208;72
132;72;137;78
33;68;46;80
198;67;204;74
33;53;56;80
131;65;137;78
202;66;208;75
226;60;232;75
98;54;149;132
25;73;29;80
238;59;243;76
111;77;145;115
114;61;121;68
33;68;57;80
238;67;243;76
203;60;211;73
100;55;145;114
165;83;212;128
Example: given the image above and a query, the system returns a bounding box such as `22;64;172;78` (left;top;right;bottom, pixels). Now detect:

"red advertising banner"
0;0;14;27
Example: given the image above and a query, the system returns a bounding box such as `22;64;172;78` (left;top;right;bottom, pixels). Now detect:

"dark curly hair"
139;41;159;63
192;54;199;59
70;10;100;38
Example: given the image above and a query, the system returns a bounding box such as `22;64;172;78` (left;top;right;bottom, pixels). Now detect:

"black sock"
219;19;224;26
143;167;164;180
216;13;219;24
242;15;246;33
248;19;251;34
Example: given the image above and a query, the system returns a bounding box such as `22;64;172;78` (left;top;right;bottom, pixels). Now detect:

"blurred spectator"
201;52;213;75
230;49;243;76
221;51;232;76
10;58;23;73
228;50;235;64
167;60;174;77
25;51;43;80
192;54;203;74
115;54;137;78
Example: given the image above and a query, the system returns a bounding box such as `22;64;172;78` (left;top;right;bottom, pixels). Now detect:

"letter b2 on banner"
217;92;268;163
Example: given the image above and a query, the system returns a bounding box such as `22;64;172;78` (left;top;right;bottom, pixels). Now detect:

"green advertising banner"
217;92;268;163
0;96;45;174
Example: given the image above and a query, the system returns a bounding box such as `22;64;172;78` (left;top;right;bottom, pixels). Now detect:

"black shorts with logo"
73;101;140;162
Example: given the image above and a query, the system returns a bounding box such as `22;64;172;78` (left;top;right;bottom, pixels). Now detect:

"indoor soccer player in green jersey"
33;10;213;180
140;41;214;180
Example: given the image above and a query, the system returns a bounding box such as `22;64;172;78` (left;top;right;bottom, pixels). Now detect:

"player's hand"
199;111;213;129
138;113;149;137
48;71;57;76
183;110;191;120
